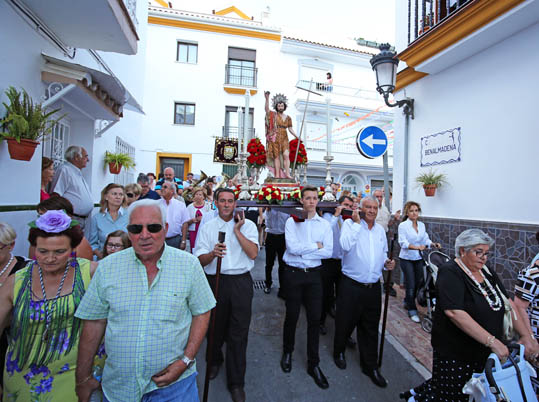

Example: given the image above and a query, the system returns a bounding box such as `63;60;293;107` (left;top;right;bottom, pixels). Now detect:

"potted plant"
103;151;135;174
415;169;448;197
0;86;63;161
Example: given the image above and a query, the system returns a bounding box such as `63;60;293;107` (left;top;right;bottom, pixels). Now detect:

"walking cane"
378;231;397;368
203;231;226;402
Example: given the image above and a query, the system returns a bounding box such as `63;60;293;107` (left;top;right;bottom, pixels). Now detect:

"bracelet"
485;335;496;348
76;375;93;386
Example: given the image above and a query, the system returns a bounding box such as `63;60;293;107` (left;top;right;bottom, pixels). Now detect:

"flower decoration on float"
256;185;284;205
246;138;267;168
289;139;308;168
233;185;242;200
287;188;302;201
28;210;79;232
317;186;326;200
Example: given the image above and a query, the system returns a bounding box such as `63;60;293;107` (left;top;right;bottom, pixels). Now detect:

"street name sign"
420;127;461;167
356;126;388;159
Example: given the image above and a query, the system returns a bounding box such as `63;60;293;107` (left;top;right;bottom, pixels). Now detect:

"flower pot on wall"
6;138;39;161
423;184;437;197
108;162;122;174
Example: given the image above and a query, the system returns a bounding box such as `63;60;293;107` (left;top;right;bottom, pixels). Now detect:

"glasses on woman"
126;193;137;198
106;243;124;250
471;248;491;259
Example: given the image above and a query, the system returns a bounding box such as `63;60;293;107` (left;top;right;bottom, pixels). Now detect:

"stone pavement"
194;248;432;401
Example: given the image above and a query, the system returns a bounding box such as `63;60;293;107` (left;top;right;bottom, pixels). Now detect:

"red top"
40;189;50;202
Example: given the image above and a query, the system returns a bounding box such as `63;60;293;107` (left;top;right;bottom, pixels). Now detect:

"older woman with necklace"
0;211;103;401
400;229;533;401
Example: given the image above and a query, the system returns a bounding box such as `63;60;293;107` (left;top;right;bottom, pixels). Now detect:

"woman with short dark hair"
0;211;104;400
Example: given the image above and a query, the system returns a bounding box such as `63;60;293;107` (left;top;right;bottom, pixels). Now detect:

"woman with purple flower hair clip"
0;210;105;401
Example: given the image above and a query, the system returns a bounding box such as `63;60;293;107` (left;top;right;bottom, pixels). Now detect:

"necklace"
455;258;502;311
37;261;71;342
0;255;14;287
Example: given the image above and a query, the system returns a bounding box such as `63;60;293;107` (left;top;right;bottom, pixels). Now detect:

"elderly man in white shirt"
160;181;189;249
50;145;93;233
195;188;258;402
333;195;395;389
280;186;333;390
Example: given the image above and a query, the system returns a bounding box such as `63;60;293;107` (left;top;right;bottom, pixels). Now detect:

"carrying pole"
378;231;397;367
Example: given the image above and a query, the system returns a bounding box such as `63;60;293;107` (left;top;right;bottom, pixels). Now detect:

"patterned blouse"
515;259;539;338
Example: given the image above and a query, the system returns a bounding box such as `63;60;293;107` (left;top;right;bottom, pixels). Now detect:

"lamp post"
370;43;414;205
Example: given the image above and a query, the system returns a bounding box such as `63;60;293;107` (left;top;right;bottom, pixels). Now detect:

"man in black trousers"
280;186;333;389
196;188;259;402
333;195;395;388
263;208;289;296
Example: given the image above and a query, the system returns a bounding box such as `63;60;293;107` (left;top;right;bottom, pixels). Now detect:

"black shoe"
280;352;292;373
319;324;327;335
307;365;329;389
264;286;271;294
346;336;356;349
362;368;388;388
229;386;246;402
208;364;220;380
333;353;346;369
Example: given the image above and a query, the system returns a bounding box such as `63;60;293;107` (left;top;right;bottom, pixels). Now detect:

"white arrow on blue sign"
356;126;388;159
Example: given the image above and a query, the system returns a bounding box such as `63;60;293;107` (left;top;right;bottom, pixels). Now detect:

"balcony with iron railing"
225;65;258;88
222;126;255;139
296;80;379;101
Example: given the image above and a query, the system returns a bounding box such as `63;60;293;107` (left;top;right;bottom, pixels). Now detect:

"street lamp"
369;43;414;204
370;43;414;119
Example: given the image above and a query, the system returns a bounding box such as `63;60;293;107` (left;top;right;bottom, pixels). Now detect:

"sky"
167;0;396;45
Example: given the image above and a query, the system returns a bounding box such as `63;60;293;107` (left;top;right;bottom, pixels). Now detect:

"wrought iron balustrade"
225;65;258;87
222;126;255;139
305;139;358;154
407;0;472;44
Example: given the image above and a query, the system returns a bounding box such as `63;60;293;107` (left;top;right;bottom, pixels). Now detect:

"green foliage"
103;151;136;170
0;86;64;142
415;169;448;187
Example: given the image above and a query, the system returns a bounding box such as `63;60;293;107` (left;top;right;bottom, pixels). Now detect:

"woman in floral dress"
0;210;104;401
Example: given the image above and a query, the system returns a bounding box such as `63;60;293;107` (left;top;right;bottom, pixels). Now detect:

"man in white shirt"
320;195;354;334
281;186;333;390
160;181;189;249
263;208;289;296
51;145;93;233
195;188;258;402
333;195;395;388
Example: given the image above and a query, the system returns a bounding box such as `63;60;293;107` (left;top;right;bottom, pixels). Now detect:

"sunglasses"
126;193;135;198
126;224;163;234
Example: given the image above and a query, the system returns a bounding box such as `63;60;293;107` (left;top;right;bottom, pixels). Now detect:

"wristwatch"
181;355;195;369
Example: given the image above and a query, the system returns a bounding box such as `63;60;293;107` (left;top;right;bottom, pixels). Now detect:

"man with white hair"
160;181;189;249
75;199;216;401
50;145;93;232
333;195;395;388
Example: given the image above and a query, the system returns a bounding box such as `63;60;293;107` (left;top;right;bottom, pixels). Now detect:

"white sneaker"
410;314;420;323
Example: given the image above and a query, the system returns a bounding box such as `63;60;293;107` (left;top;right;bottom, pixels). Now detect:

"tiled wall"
421;217;539;295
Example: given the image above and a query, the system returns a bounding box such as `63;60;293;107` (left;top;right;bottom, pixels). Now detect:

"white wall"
393;22;539;224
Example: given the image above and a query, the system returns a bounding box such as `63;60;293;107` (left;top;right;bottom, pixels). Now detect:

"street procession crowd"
1;112;539;401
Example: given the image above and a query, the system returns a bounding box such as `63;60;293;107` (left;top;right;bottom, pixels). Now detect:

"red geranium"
289;139;308;166
247;138;267;168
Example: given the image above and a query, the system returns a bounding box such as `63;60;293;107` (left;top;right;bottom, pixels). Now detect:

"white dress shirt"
186;202;213;231
322;213;345;260
265;209;288;235
340;219;388;284
160;198;189;238
195;216;259;275
50;161;93;216
398;219;432;261
283;214;333;268
375;204;391;233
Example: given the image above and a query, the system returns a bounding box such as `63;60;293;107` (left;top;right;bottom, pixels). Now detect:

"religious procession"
1;0;538;401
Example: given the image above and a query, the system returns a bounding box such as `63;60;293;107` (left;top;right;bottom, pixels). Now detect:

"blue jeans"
400;258;424;316
103;373;198;402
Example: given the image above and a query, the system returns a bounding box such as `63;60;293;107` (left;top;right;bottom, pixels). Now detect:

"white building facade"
0;0;147;255
392;0;539;288
142;3;395;194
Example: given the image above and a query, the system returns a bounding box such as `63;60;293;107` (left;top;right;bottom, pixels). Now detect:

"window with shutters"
225;47;257;87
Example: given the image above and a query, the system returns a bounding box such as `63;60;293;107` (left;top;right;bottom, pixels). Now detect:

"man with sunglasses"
195;188;258;402
75;199;216;401
160;181;189;249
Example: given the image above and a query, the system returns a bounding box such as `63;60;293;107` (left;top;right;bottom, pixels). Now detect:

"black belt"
72;212;89;219
343;275;379;288
284;264;321;273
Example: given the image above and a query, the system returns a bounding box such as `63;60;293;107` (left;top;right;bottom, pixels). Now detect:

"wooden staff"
203;231;226;402
378;231;397;368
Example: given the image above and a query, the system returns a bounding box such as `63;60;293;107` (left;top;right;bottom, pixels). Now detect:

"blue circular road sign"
356;126;388;159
